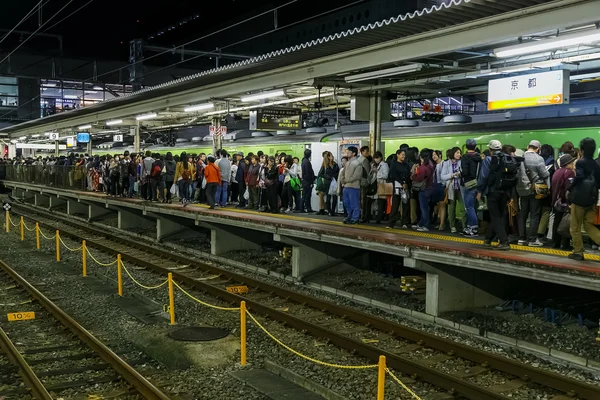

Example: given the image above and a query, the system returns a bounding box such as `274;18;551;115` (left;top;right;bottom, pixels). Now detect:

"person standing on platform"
235;152;246;209
551;154;575;250
246;155;261;210
477;140;518;250
568;138;600;260
460;139;482;237
301;149;315;213
164;152;176;203
516;140;550;247
265;156;280;213
411;150;435;231
204;156;221;209
340;146;362;224
358;146;371;223
387;149;411;229
141;151;154;201
216;150;231;208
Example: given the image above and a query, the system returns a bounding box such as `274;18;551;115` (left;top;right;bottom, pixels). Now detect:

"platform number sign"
113;134;123;142
7;312;35;321
48;132;59;140
2;203;10;211
226;285;248;294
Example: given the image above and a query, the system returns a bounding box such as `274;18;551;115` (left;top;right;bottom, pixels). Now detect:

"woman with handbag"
372;151;390;224
318;151;340;216
316;151;332;215
412;150;435;232
551;154;576;249
441;147;465;233
432;150;447;231
265;157;280;214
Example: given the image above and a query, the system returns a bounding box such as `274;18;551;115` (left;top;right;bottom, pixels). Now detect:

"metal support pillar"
132;125;140;153
54;140;59;157
369;91;382;154
212;117;222;155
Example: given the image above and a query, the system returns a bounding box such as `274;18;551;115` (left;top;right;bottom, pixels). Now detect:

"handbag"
443;186;449;205
524;166;549;199
290;177;301;192
412;181;426;192
377;182;393;196
328;178;338;196
557;212;572;238
553;197;569;213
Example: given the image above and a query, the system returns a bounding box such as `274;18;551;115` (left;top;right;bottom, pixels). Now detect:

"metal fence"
4;165;89;191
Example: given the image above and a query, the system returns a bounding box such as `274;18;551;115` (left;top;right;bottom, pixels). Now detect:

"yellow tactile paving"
189;204;600;262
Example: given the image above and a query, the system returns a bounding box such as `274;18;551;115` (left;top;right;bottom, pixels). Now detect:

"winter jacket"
301;158;315;185
142;157;154;177
358;155;370;187
127;159;138;178
551;167;574;207
341;157;363;189
150;160;164;181
460;151;481;184
204;163;221;184
375;161;389;183
516;151;550;197
217;158;231;182
246;164;260;186
236;160;245;184
174;161;196;181
164;160;176;181
388;160;410;187
412;162;434;189
572;156;600;193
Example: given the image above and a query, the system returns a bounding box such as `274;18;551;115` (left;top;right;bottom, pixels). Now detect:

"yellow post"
117;254;123;296
82;240;87;277
377;355;386;400
168;273;175;325
6;210;9;233
35;223;40;250
55;230;60;262
20;216;24;241
240;301;247;366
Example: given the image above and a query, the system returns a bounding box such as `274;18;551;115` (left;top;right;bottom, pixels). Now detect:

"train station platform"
4;181;600;317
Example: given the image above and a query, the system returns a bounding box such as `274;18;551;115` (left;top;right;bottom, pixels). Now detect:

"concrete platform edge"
264;360;346;400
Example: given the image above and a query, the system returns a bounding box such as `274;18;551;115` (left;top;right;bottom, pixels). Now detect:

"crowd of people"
2;136;600;261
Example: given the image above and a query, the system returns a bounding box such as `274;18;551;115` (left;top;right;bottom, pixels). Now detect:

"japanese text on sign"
249;107;302;131
488;70;569;111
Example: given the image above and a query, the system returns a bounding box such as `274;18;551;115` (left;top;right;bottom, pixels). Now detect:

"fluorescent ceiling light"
203;93;335;116
97;129;120;134
184;103;214;112
85;90;98;94
19;136;27;140
78;124;92;130
494;30;600;58
571;72;600;81
92;86;103;90
31;134;41;138
241;90;285;102
43;83;57;87
106;119;123;126
64;95;79;99
345;64;423;83
136;113;158;121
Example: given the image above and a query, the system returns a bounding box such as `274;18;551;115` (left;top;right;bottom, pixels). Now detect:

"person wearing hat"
516;139;550;247
550;154;576;250
460;138;482;237
476;139;511;250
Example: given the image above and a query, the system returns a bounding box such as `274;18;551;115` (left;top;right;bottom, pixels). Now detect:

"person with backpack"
477;140;519;250
516;140;550;247
204;156;221;209
164;152;176;203
109;155;120;197
141;151;155;200
150;154;165;202
411;150;435;231
460;139;482;237
387;149;411;229
174;152;195;207
568;138;600;260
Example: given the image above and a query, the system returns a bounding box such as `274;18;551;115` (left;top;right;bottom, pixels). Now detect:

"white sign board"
48;132;59;140
488;70;570;111
16;144;67;150
113;134;123;142
209;126;227;137
67;137;76;147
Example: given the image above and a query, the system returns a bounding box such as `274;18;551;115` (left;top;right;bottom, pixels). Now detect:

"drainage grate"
168;326;229;342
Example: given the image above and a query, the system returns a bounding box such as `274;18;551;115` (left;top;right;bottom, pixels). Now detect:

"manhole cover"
168;327;229;342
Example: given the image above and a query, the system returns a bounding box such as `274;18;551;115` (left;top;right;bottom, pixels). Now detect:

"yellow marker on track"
226;285;249;294
7;312;35;321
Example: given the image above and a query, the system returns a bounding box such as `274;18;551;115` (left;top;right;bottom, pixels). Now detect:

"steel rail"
0;326;53;400
0;259;172;400
15;206;600;400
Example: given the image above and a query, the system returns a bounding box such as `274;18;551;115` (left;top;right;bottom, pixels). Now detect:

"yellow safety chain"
85;248;118;267
245;310;378;370
59;236;83;252
120;261;169;290
8;215;19;227
22;220;36;232
385;368;423;400
173;281;240;311
38;227;57;240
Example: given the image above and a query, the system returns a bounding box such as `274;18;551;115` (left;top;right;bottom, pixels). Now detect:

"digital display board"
77;132;90;143
488;70;570;111
249;107;302;131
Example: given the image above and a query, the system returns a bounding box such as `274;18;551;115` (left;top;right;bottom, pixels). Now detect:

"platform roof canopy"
2;0;600;142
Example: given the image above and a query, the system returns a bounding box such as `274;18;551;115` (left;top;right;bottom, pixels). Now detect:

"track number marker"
7;312;35;321
226;286;249;294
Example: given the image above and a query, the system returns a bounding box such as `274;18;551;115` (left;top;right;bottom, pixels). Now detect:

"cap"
514;149;525;157
488;140;502;150
559;154;575;167
529;140;541;148
466;138;476;147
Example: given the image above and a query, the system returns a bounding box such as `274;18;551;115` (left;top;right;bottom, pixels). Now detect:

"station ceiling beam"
2;0;597;137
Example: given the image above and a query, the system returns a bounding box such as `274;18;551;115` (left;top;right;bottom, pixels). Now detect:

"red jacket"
204;163;222;184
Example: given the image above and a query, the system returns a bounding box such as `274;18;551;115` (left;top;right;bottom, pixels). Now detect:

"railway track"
9;202;600;400
0;256;171;400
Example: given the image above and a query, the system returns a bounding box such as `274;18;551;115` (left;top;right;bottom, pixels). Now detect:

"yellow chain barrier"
85;248;118;267
59;236;83;252
173;281;240;311
22;220;36;232
385;368;423;400
245;309;378;370
120;261;169;290
7;214;19;227
38;226;57;240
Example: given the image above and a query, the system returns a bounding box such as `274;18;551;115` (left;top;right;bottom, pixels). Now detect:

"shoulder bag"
524;165;549;199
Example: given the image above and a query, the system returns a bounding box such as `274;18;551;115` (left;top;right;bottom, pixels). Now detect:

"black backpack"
490;154;519;191
571;174;597;207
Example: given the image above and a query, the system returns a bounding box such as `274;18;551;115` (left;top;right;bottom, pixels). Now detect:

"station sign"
249;107;302;131
77;132;90;143
48;132;59;140
209;125;227;137
113;134;123;142
67;137;76;147
488;70;570;111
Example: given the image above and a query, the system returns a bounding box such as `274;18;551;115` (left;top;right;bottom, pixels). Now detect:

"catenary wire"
0;0;46;47
41;0;95;34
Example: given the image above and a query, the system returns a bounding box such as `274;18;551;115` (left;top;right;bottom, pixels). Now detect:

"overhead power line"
0;0;47;47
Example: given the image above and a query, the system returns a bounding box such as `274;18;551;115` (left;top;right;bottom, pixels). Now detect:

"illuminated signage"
487;70;570;111
77;132;90;143
249;107;301;131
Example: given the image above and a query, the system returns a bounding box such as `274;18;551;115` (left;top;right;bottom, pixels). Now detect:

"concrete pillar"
369;91;382;154
210;227;261;256
157;217;186;242
291;243;332;279
49;196;67;210
34;194;50;207
67;199;88;216
88;203;113;221
118;209;150;230
22;190;34;201
405;258;502;316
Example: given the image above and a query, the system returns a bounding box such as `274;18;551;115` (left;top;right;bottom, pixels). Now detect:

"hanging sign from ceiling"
249;107;302;131
487;70;569;111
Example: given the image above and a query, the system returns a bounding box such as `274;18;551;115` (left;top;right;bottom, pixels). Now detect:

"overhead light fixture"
31;134;41;138
85;90;98;94
345;64;423;83
64;95;79;99
494;30;600;58
92;86;103;90
136;113;158;121
78;124;92;130
43;82;57;87
204;93;336;116
184;103;214;112
19;136;27;140
240;90;285;102
106;119;123;126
